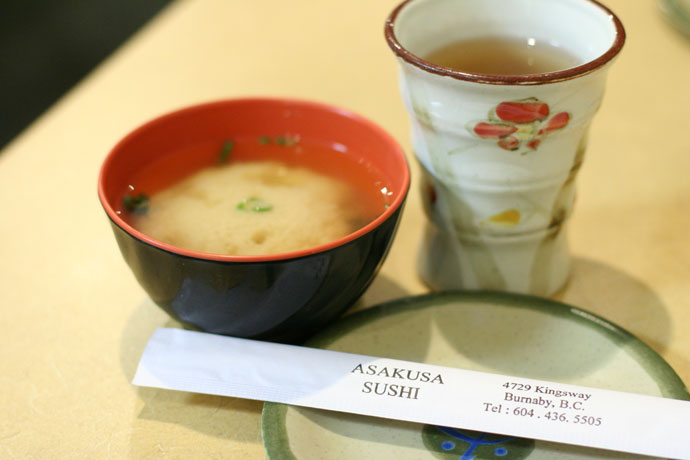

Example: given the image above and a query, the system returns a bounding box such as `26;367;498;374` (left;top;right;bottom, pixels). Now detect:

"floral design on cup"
484;209;522;227
469;98;570;152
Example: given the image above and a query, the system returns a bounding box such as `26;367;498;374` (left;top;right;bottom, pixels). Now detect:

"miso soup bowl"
98;98;410;343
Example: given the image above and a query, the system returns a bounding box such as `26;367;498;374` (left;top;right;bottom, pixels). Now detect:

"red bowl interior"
98;98;410;262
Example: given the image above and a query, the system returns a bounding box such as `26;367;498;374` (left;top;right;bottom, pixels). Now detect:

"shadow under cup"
386;0;625;295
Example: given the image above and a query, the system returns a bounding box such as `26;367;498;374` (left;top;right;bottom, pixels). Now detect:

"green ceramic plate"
262;291;689;460
661;0;690;37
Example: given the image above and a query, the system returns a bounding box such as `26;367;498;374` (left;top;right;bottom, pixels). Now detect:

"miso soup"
121;138;389;256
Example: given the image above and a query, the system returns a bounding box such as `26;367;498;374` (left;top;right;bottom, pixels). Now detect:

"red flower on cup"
468;98;570;152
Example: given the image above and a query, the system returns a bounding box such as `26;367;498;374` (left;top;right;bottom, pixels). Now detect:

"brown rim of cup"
384;0;626;85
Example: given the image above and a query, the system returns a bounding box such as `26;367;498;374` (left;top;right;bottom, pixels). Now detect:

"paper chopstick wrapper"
133;328;690;459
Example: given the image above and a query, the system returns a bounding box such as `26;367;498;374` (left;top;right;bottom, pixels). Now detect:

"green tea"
424;36;580;76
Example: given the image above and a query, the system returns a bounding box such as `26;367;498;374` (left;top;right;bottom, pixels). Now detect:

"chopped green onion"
123;193;150;214
218;140;234;164
237;197;273;213
259;135;298;147
275;135;299;147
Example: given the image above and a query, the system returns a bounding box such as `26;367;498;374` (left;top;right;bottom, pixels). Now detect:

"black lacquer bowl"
98;98;410;343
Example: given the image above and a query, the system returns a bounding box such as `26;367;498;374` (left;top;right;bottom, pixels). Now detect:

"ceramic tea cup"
385;0;625;295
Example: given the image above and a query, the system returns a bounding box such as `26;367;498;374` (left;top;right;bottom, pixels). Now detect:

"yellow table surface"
1;0;689;458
